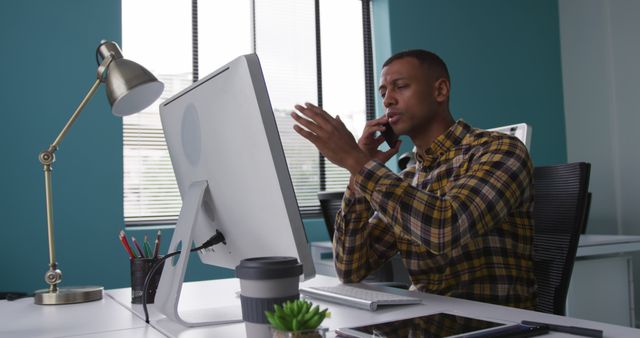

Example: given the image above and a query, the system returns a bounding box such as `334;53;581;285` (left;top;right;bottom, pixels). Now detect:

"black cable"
142;230;226;323
1;292;30;301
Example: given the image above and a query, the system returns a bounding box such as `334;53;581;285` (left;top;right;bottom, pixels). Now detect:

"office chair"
532;162;591;315
398;151;416;171
317;191;345;238
317;191;407;285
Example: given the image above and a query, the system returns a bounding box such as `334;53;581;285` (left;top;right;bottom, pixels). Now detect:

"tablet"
335;312;546;338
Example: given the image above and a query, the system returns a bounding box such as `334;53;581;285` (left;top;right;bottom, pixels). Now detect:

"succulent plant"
265;299;330;333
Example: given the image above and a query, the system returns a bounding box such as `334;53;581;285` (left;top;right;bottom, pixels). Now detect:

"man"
291;49;536;309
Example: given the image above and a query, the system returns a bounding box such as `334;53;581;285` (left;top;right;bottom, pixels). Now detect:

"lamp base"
34;286;103;305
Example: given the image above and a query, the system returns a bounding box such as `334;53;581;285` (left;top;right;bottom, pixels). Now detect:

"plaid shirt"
334;120;536;309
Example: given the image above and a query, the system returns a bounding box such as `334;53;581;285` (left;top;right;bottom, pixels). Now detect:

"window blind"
254;0;320;213
122;0;368;225
122;0;191;225
318;0;367;194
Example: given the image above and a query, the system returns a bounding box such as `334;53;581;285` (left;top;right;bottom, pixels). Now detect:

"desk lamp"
34;40;164;305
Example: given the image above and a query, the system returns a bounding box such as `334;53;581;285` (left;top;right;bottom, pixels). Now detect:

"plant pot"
271;327;328;338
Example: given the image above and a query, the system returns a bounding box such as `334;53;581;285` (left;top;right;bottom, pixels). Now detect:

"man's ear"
433;78;450;103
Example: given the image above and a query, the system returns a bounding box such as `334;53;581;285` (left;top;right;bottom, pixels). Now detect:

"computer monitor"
488;123;532;150
154;54;315;327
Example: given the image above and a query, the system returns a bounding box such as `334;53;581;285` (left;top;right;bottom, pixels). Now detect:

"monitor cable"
142;230;226;323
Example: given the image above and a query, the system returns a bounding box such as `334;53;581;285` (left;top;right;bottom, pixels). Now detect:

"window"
123;0;371;225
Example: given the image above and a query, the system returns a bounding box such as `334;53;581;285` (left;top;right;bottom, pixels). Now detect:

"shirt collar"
416;119;471;162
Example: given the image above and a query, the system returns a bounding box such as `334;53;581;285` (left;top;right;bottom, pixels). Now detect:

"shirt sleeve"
333;177;401;282
351;137;532;256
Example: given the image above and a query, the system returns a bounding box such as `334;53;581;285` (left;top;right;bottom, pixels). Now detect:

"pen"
131;236;145;258
521;320;603;338
153;230;161;258
118;230;136;259
143;235;152;258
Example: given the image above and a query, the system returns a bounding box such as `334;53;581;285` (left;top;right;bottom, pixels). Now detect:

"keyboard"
299;284;422;311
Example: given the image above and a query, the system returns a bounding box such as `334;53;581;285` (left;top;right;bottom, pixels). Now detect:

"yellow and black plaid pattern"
334;120;536;309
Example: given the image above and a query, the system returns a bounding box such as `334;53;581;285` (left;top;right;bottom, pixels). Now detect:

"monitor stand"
154;180;243;327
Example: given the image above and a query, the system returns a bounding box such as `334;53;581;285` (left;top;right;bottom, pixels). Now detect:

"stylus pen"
521;320;603;338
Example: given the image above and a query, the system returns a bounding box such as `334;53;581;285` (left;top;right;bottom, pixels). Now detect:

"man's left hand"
291;103;370;175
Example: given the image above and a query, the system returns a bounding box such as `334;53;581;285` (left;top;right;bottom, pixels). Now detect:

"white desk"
0;295;164;338
576;234;640;257
2;275;639;337
104;275;640;337
567;234;640;327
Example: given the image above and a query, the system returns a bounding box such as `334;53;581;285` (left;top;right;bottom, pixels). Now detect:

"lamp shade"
106;58;164;117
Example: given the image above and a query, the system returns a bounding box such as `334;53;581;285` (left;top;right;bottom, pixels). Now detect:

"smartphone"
381;122;399;148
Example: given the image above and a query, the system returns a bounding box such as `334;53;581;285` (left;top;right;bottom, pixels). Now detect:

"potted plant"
265;299;330;338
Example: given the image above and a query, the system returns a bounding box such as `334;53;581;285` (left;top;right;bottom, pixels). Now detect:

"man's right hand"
357;115;402;164
347;115;402;192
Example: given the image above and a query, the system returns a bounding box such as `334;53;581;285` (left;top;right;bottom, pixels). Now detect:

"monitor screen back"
159;54;315;280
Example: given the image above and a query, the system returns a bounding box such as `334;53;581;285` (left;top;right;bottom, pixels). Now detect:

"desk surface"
577;234;640;257
0;295;163;338
106;275;639;338
313;235;640;276
314;235;640;257
3;266;640;337
315;235;640;262
6;237;640;337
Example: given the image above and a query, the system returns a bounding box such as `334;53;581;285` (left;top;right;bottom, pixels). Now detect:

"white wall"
560;0;617;235
607;1;640;237
559;0;640;324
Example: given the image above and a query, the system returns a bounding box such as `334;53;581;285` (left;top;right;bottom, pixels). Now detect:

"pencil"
143;235;152;258
118;230;136;259
131;236;145;258
153;230;161;258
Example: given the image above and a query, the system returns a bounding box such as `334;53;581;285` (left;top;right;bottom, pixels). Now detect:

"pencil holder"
130;257;164;304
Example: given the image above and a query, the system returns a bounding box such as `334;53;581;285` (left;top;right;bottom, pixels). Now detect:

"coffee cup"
236;256;303;338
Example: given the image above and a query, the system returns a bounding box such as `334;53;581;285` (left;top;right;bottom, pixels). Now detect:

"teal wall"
1;0;128;293
372;0;567;166
302;218;331;242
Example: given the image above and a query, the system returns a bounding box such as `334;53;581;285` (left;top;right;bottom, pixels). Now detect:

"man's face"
378;57;439;138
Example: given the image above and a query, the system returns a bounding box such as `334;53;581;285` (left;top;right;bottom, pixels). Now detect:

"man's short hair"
383;49;450;82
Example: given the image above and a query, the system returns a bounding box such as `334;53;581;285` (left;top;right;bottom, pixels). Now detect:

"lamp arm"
46;79;102;154
37;54;114;292
47;54;114;154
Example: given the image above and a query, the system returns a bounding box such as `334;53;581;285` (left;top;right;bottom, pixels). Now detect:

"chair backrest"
317;191;345;239
532;162;591;315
